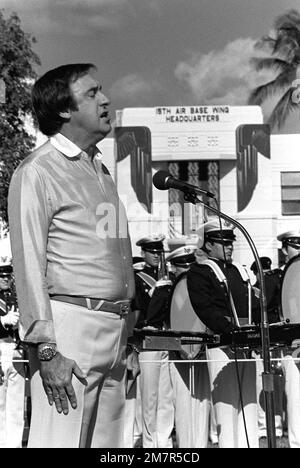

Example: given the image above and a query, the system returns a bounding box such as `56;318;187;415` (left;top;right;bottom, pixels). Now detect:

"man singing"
8;64;135;448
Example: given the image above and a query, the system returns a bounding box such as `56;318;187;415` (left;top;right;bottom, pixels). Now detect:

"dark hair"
32;63;96;136
250;256;272;274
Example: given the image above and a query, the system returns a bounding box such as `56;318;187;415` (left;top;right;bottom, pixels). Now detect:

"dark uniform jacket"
254;268;282;324
187;259;259;334
0;290;18;340
133;265;172;329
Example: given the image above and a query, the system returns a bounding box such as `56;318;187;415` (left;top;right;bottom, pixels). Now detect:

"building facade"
97;105;300;273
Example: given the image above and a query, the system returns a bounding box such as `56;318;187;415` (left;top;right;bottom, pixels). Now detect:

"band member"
186;219;260;448
167;243;211;448
133;234;174;448
0;263;26;448
167;244;198;281
277;229;300;448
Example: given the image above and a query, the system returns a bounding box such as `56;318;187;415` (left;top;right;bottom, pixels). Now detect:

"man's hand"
148;278;172;297
155;278;172;288
253;286;260;299
1;306;19;328
40;352;87;415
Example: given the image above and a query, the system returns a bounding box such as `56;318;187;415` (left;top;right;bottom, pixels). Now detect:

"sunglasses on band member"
211;240;234;247
144;249;163;255
286;242;300;250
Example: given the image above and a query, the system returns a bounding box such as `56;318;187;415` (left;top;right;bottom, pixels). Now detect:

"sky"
2;0;300;132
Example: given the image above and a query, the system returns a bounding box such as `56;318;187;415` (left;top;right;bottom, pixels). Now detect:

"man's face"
207;240;234;262
143;250;161;268
172;265;190;277
284;244;300;261
0;275;11;291
69;70;111;142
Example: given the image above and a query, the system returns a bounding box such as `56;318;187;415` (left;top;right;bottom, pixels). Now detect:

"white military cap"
136;234;165;251
204;218;236;241
204;218;236;242
166;234;199;251
166;245;197;267
277;229;300;246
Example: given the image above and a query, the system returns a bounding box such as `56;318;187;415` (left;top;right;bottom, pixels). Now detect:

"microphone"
152;170;215;198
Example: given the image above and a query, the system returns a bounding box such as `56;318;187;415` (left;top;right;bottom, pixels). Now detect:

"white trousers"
207;346;259;448
139;350;174;448
169;359;210;448
27;300;128;448
124;374;142;448
282;354;300;448
0;341;25;448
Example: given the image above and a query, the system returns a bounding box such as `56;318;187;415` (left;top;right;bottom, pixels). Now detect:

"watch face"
38;345;57;361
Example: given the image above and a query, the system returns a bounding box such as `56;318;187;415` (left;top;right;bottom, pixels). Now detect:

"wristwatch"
37;343;57;361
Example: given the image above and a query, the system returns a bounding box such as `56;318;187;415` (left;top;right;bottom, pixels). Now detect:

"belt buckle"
120;303;129;318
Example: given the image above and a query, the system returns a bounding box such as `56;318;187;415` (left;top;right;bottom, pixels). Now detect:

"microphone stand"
184;189;277;448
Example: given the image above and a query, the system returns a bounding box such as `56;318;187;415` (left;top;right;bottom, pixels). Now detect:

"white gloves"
1;306;19;328
148;278;172;297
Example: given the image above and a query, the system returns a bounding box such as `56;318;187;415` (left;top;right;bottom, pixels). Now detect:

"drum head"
170;276;209;359
281;255;300;324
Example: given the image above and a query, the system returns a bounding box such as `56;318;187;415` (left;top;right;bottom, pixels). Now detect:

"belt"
50;295;130;317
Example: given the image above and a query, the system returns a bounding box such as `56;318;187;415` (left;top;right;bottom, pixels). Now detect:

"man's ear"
205;241;212;253
140;250;145;259
59;110;72;119
282;246;288;257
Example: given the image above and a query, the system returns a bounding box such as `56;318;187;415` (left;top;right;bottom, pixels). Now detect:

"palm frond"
248;67;296;105
273;10;300;57
250;57;289;72
274;9;300;31
274;34;300;60
254;36;276;51
268;87;300;129
275;66;298;87
248;81;276;105
279;26;300;42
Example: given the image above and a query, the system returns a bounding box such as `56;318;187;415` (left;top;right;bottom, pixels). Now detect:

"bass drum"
280;254;300;324
170;275;212;359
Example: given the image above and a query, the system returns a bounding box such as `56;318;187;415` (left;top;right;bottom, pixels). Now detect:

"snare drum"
280;254;300;325
170;274;212;359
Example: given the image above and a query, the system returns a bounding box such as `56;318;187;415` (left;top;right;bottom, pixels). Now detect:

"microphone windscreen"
152;170;170;190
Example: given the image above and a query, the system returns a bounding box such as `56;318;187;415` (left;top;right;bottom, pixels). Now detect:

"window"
281;172;300;215
167;161;220;236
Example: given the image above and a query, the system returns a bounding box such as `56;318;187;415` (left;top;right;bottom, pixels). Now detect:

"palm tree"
248;9;300;130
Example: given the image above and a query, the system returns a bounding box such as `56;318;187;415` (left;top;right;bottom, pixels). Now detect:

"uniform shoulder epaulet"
133;261;145;271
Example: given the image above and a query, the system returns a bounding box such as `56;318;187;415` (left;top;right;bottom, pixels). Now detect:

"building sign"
116;105;263;161
155;105;230;123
